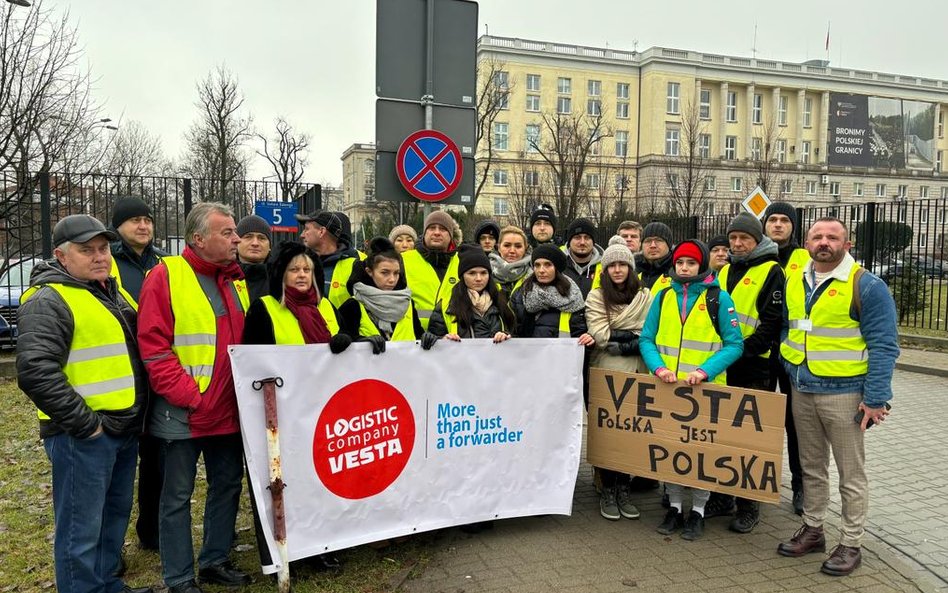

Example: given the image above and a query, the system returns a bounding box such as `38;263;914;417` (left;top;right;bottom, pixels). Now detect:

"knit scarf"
489;251;532;284
468;288;493;317
283;286;331;344
353;282;412;334
523;278;585;314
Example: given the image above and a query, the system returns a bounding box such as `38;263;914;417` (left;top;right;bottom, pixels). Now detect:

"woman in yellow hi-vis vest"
639;239;743;542
490;225;532;298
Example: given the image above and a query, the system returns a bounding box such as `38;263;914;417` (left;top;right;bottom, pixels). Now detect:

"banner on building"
586;369;786;503
230;339;585;573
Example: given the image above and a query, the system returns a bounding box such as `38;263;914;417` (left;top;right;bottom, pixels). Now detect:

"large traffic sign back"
396;130;462;202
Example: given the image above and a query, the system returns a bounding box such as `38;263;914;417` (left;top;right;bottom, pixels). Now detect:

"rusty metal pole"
252;377;291;593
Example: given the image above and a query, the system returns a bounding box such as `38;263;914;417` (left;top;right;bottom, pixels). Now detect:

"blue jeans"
159;433;243;587
44;431;138;593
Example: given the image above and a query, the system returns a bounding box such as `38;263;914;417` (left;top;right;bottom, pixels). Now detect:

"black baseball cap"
53;215;118;247
294;210;344;239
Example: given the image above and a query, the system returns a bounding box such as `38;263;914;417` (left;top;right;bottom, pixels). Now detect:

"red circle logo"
828;289;838;297
698;303;706;311
743;278;752;285
312;379;415;499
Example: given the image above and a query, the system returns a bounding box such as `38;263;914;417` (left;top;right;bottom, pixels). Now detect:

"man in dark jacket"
528;203;558;248
17;215;150;593
635;221;674;290
109;196;166;552
562;218;603;297
297;210;361;307
236;214;272;303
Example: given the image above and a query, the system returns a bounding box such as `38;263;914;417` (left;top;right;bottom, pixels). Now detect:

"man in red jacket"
137;202;250;593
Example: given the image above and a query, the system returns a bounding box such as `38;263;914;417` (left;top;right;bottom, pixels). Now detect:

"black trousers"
135;433;163;550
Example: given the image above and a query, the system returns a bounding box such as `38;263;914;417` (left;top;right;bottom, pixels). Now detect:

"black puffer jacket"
16;260;148;439
510;282;588;338
428;299;509;338
635;251;673;289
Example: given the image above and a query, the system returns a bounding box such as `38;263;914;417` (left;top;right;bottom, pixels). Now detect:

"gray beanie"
388;224;418;243
726;212;763;243
601;242;636;271
236;214;272;242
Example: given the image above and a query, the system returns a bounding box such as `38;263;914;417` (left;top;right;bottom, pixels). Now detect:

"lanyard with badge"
797;269;818;332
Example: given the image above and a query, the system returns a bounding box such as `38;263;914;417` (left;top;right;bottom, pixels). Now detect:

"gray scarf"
490;251;532;284
353;282;412;334
523;276;585;313
730;236;779;264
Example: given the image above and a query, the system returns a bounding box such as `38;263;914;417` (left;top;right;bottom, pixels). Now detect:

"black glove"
363;334;386;355
604;342;623;356
328;333;352;354
610;330;636;343
420;332;439;350
617;335;640;356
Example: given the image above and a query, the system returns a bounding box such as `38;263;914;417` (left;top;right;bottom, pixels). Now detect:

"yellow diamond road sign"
741;186;772;218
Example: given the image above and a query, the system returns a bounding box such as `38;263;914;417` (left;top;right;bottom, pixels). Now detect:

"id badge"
798;319;813;332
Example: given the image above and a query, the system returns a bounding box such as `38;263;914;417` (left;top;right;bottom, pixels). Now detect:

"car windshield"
0;258;38;288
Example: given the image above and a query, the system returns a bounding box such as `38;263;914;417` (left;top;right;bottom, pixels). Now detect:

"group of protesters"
15;192;899;593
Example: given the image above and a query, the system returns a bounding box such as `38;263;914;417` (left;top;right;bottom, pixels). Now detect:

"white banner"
229;339;584;573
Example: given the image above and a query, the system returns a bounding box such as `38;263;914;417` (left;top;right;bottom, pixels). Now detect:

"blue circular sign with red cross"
395;129;462;202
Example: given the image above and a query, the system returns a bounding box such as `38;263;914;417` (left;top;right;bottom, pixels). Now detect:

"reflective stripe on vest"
358;300;417;341
780;265;867;376
260;296;305;344
26;284;136;419
402;249;460;330
110;258;140;311
164;256;249;393
718;261;778;359
783;248;810;277
654;288;726;384
327;254;366;309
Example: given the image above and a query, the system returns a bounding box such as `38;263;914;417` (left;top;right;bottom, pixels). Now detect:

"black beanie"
532;244;568;273
236;214;273;242
267;241;324;299
726;212;764;243
763;202;798;232
111;196;152;229
530;203;557;231
473;220;501;243
641;222;673;248
707;235;729;250
565;218;597;244
457;244;492;276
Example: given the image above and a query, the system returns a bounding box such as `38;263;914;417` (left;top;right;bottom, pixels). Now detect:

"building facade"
340;142;377;232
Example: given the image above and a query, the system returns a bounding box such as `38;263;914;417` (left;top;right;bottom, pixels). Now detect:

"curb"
895;361;948;378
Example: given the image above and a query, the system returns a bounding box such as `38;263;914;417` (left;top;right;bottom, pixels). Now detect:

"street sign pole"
422;0;435;219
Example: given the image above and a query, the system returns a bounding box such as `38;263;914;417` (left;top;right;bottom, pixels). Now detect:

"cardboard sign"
587;369;786;503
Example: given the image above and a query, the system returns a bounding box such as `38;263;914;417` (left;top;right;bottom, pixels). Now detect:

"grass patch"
0;378;439;592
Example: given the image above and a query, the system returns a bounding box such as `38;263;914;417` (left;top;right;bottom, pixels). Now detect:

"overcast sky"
58;0;948;186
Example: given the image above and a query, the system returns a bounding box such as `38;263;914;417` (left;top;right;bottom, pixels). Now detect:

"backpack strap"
704;285;723;340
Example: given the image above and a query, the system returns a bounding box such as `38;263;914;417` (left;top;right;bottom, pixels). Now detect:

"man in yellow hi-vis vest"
403;210;460;330
776;217;898;578
137;202;251;592
17;214;150;593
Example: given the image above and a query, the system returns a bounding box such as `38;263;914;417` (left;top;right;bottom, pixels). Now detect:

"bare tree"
532;108;612;224
505;161;546;230
181;65;252;206
102;120;167;177
661;100;713;217
473;57;512;211
633;168;665;221
744;113;787;197
256;117;310;200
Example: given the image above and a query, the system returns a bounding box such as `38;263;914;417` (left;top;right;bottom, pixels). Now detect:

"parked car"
0;256;41;346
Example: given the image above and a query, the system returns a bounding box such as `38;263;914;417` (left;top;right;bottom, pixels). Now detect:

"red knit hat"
673;241;704;266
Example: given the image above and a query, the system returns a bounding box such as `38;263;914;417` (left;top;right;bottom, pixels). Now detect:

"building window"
776;139;787;163
585;173;600;190
750;137;762;161
526;73;541;92
898;184;908;198
942;187;948;199
921;185;930;198
731;177;743;192
616;175;630;192
617;82;630;100
752;94;762;124
854;182;863;197
698;134;711;158
496;91;509;110
937;150;943;172
667;173;679;190
939;111;945;138
526;94;540;112
524;170;539;187
781;179;792;194
898;207;906;223
493;122;508;150
726;91;737;122
806;180;817;195
589;129;601;156
665;129;680;156
616;101;629;119
493;198;509;216
800;141;811;164
918;233;928;249
494;70;509;90
557;77;571;94
778;95;789;126
615;130;629;157
556;96;571;114
803;97;813;128
699;89;711;119
704;201;716;216
829;181;840;197
667;82;680;114
492;169;507;186
525;124;540;153
876;183;886;197
587;80;601;96
921;208;929;223
725;136;737;160
705;176;716;191
587;99;601;116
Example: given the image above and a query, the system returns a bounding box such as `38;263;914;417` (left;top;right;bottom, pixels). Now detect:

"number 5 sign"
254;200;299;232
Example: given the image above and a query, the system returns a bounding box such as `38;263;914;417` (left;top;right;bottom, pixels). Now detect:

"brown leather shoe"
821;545;862;576
777;524;826;557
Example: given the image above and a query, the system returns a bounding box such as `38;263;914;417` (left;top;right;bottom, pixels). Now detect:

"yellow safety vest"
318;298;341;336
357;300;417;341
717;261;779;359
327;252;367;309
22;284;136;419
654;288;727;385
780;265;868;377
639;272;672;291
109;258;139;311
259;296;305;344
438;298;509;337
783;248;810;277
164;256;249;393
402;249;460;330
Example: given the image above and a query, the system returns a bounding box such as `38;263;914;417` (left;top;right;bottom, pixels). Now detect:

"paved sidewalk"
402;368;946;593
